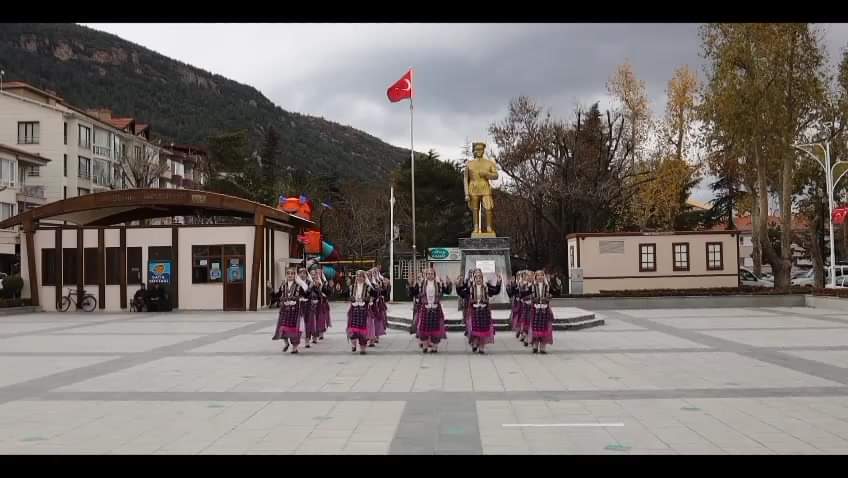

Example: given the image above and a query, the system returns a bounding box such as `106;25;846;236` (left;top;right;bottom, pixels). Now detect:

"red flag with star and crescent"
387;69;414;103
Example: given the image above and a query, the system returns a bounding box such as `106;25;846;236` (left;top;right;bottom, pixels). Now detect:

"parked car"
740;268;774;287
791;267;847;287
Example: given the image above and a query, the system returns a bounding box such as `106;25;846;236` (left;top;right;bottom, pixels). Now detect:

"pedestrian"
272;267;308;354
347;270;377;355
409;268;452;353
456;269;502;354
530;270;555;354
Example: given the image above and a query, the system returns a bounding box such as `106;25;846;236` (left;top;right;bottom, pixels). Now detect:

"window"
0;202;15;221
0;159;16;188
27;166;40;177
569;246;576;269
706;242;724;271
106;247;121;285
64;154;68;177
672;242;690;272
42;249;58;286
17;122;39;144
639;243;657;272
83;247;98;285
63;248;79;285
78;125;91;149
63;186;67;199
127;247;142;284
78;156;91;179
77;188;90;196
134;145;142;160
64;122;68;145
192;245;224;283
92;159;111;185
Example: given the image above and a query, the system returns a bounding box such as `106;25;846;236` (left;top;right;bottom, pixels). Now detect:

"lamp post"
389;187;397;302
793;141;848;288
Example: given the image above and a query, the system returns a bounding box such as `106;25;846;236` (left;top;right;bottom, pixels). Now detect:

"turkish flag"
834;207;848;225
387;69;414;103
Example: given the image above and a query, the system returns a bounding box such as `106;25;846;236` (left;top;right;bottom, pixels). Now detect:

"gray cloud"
85;23;848;201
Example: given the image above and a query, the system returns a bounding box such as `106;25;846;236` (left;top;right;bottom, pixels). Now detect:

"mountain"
0;23;408;180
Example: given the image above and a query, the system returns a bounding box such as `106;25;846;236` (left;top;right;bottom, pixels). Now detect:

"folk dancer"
307;268;332;344
298;267;319;348
506;272;528;340
530;270;555;354
367;268;388;346
515;271;534;346
272;267;309;354
456;269;502;354
347;270;377;355
409;269;453;353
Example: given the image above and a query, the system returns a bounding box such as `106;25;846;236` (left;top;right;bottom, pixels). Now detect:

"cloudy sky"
85;23;848;201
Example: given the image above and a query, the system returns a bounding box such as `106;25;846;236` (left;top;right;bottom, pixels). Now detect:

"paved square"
1;303;848;454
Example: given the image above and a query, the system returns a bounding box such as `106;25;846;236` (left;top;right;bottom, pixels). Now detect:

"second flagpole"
409;68;417;283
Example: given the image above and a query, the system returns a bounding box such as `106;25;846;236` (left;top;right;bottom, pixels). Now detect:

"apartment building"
0;143;50;274
0;82;205;206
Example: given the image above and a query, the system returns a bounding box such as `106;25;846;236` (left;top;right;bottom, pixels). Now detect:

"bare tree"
120;141;170;189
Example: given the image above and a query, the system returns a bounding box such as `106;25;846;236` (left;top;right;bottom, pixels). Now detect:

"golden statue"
464;142;498;237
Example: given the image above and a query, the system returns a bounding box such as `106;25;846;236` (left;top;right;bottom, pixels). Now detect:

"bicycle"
58;288;97;312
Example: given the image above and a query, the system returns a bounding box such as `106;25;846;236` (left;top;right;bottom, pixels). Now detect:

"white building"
0;81;204;206
0;143;50;274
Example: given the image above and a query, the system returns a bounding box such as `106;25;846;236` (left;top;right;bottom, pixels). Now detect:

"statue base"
458;236;512;309
470;231;497;238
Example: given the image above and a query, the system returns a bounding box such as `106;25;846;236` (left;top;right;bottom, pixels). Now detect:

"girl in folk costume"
529;270;555;354
515;271;535;347
348;270;378;355
368;268;389;346
272;267;310;354
409;268;453;353
298;267;320;348
507;271;530;342
458;269;474;340
308;268;333;343
456;269;503;354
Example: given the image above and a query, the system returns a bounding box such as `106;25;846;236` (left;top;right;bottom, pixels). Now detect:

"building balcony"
16;184;47;203
93;145;112;158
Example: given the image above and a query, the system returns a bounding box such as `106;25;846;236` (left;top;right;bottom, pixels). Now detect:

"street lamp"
793;141;848;288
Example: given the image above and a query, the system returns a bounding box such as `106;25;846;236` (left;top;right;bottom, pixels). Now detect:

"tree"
259;125;282;186
607;61;651;161
699;23;827;288
661;65;700;162
489;96;642;269
393;150;471;253
121;142;169;189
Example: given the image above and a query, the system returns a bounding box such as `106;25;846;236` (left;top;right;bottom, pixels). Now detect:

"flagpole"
409;67;417;285
389;186;395;302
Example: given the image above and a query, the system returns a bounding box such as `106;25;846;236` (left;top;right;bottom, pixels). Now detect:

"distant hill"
0;23;408;180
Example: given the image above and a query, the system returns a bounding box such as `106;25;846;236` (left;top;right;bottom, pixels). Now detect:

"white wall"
26;225;291;311
178;226;254;310
272;229;290;289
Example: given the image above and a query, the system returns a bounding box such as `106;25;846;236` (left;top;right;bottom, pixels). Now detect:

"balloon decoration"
279;194;343;279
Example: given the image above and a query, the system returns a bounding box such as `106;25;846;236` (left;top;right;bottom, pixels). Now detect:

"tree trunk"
780;154;794;288
749;177;762;276
756;146;785;287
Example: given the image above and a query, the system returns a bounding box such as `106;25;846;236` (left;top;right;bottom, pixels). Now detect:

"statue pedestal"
458;236;512;310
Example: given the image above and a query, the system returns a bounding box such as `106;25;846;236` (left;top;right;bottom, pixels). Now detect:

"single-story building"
0;188;312;311
566;231;740;294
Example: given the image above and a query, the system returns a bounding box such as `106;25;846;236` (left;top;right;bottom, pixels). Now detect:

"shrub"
0;275;23;299
559;287;810;298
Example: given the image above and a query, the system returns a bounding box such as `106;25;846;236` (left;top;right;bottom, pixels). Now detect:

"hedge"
559;287;811;298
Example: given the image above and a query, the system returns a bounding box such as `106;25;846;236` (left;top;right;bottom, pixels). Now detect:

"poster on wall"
228;264;244;283
210;262;222;281
148;261;172;285
476;260;496;274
